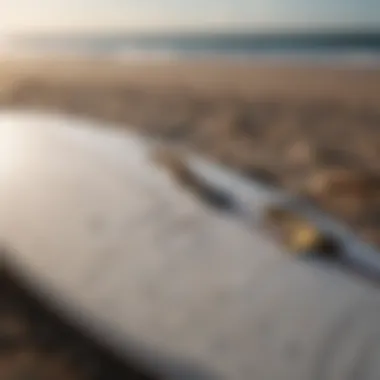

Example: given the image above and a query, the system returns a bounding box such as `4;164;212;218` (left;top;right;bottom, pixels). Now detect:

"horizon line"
5;21;380;35
8;25;380;37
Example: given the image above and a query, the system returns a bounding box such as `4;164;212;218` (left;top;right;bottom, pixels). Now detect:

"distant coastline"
3;30;380;66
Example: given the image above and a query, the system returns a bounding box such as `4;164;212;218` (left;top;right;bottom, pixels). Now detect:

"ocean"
3;31;380;66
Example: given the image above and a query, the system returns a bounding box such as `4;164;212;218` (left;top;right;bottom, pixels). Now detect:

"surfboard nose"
0;112;380;380
0;113;31;178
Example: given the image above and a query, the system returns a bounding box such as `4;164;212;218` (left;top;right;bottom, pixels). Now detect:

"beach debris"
244;165;281;187
263;205;341;258
303;169;380;200
152;147;234;210
314;147;363;169
287;139;315;166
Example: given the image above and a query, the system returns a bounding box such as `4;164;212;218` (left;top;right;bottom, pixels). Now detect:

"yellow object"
287;224;320;253
264;205;334;255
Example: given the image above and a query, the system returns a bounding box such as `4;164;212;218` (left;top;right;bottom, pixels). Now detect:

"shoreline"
2;53;380;69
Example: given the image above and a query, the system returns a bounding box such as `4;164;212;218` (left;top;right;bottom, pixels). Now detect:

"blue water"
7;31;380;65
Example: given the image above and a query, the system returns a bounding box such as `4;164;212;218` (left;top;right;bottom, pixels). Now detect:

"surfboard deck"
0;112;380;380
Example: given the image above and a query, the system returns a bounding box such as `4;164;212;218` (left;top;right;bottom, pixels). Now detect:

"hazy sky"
2;0;380;33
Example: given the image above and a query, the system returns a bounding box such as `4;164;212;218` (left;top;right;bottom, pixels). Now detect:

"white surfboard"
0;111;380;380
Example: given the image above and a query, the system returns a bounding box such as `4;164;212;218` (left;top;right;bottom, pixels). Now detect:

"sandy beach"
0;57;379;379
1;59;379;247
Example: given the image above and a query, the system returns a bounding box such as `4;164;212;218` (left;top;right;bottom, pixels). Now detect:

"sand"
1;58;379;246
0;267;154;380
0;58;379;379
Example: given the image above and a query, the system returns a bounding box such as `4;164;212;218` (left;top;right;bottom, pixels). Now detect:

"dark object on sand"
0;265;156;380
263;205;342;258
153;147;234;211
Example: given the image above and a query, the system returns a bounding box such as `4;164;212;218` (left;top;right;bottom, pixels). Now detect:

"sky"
1;0;380;33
